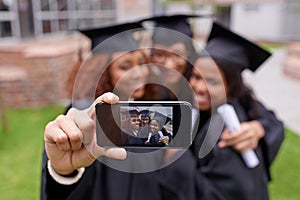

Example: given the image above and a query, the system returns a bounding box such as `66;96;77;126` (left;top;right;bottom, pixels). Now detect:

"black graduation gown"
40;148;204;200
191;100;284;200
148;129;172;146
121;129;147;146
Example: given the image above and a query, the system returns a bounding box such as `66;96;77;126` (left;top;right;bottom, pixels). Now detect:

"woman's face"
189;57;228;111
152;42;188;85
130;117;140;130
141;116;150;127
150;120;161;134
110;50;150;100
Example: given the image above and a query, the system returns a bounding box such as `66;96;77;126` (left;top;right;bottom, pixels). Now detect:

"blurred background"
0;0;299;199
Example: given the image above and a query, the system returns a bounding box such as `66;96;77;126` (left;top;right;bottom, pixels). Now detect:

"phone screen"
96;101;192;148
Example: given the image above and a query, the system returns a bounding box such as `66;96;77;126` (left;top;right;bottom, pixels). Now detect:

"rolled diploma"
217;104;260;168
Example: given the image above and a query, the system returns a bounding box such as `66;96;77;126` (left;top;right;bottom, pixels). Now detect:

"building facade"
0;0;299;108
1;0;299;42
0;0;154;40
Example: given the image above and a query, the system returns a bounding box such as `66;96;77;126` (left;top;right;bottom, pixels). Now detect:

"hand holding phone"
44;92;126;176
159;136;170;145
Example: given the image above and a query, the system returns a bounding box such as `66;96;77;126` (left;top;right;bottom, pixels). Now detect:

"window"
0;0;20;38
32;0;117;36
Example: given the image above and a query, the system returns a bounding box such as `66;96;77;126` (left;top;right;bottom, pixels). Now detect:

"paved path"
243;48;300;134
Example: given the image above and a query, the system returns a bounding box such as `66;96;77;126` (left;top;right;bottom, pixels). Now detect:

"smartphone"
95;101;192;148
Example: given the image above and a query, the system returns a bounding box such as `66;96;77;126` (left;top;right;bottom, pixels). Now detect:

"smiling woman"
71;21;159;102
189;22;284;200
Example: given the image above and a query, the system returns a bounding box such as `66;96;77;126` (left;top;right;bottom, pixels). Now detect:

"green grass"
260;42;284;52
0;106;299;199
0;105;65;200
269;128;300;200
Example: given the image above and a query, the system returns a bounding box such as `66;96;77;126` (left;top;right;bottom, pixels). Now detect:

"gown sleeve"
40;149;82;200
159;149;227;200
255;101;285;172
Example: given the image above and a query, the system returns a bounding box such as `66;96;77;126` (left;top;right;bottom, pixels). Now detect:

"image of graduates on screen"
120;106;173;146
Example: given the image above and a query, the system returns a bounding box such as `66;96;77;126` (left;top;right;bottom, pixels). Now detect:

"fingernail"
108;92;118;100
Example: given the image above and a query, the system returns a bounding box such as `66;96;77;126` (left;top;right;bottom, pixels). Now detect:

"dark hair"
68;54;110;100
183;39;198;79
214;58;260;119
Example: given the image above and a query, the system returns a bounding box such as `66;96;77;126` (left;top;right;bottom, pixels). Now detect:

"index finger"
86;92;119;119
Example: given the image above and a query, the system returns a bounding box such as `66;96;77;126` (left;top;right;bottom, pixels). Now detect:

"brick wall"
283;42;300;80
0;32;91;108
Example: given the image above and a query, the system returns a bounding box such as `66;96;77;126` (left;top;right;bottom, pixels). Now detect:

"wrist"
47;160;85;185
251;120;265;139
50;163;77;176
61;169;79;177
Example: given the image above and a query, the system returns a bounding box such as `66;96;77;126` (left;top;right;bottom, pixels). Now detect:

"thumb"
86;92;119;119
93;145;127;160
104;148;127;160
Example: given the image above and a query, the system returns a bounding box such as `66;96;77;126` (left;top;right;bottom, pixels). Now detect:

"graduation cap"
151;111;171;128
79;21;144;54
128;107;140;118
205;22;271;72
140;14;210;46
140;110;151;119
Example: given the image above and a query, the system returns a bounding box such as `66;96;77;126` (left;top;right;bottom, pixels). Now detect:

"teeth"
196;95;208;103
